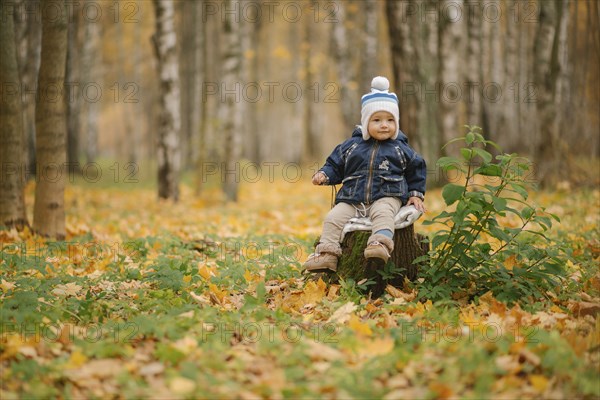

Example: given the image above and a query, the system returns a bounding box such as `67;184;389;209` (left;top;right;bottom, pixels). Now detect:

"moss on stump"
312;225;428;298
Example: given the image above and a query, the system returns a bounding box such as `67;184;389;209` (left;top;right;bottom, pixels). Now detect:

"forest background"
2;0;599;214
1;1;600;398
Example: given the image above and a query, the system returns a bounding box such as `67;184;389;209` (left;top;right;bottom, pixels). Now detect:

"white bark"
361;0;378;88
465;1;482;127
502;0;521;151
221;0;244;201
153;0;181;200
533;0;570;185
332;0;359;130
437;0;464;150
81;0;100;164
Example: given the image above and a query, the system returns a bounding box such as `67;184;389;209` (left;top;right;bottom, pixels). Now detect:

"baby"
304;77;427;273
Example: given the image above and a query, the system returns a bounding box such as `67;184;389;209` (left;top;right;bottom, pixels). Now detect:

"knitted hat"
360;76;399;141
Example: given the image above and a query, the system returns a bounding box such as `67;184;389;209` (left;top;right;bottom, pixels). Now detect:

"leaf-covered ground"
1;174;599;399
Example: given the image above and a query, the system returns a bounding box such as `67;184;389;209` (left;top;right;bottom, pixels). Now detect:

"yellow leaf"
208;284;227;304
504;254;517;271
358;336;395;357
549;305;564;313
169;377;196;395
183;275;192;283
349;315;372;337
385;285;404;298
66;350;88;369
1;333;28;360
198;263;217;280
460;308;481;330
243;269;261;283
529;374;549;392
0;280;16;292
301;279;327;305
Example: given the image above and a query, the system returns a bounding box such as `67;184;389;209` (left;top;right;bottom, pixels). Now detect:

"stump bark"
315;225;428;298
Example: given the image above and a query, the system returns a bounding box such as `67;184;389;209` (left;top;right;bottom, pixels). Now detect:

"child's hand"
312;172;328;185
407;196;426;213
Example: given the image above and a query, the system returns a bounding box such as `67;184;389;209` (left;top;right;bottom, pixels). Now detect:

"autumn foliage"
1;165;599;398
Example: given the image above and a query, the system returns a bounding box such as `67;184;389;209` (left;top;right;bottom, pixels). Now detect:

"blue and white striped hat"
360;76;399;140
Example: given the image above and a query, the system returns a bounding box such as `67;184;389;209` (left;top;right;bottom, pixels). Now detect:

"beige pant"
319;197;402;247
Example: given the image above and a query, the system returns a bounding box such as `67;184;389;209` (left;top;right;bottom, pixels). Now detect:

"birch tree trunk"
131;8;143;164
486;0;503;143
361;0;378;88
196;9;220;194
179;0;198;171
81;0;100;164
195;3;210;194
240;3;257;162
516;4;534;156
189;0;204;169
533;0;569;185
153;0;181;201
437;0;464;153
14;0;42;180
386;0;419;139
116;19;135;164
65;9;81;169
387;0;440;168
331;0;359;131
33;0;68;239
0;3;28;229
302;1;318;163
501;0;521;151
221;0;244;201
465;2;482;126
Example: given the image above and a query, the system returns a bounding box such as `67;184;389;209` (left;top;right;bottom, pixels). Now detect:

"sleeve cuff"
317;170;330;184
408;191;424;200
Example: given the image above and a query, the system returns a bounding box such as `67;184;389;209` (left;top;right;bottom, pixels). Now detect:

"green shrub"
418;126;568;305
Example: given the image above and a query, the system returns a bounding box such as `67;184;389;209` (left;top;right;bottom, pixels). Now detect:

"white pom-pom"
371;76;390;91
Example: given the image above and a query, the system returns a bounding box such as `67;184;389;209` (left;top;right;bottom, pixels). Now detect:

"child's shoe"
364;234;394;263
303;243;341;273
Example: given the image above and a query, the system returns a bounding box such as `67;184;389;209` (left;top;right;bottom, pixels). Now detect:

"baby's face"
367;111;396;141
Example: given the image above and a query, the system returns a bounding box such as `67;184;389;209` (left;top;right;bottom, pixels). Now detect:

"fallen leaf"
495;355;521;374
139;362;165;376
568;300;600;318
348;315;373;337
357;336;395;358
529;374;549;393
169;377;196;395
306;341;344;362
327;302;357;324
66;350;88;369
51;282;82;297
189;291;211;305
0;280;16;291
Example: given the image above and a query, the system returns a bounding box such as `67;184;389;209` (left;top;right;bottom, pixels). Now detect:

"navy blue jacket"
319;127;427;205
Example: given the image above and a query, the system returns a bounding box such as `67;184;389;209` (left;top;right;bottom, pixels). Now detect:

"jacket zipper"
365;141;379;204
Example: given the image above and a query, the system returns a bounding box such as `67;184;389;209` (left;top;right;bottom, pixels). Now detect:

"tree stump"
314;225;428;298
